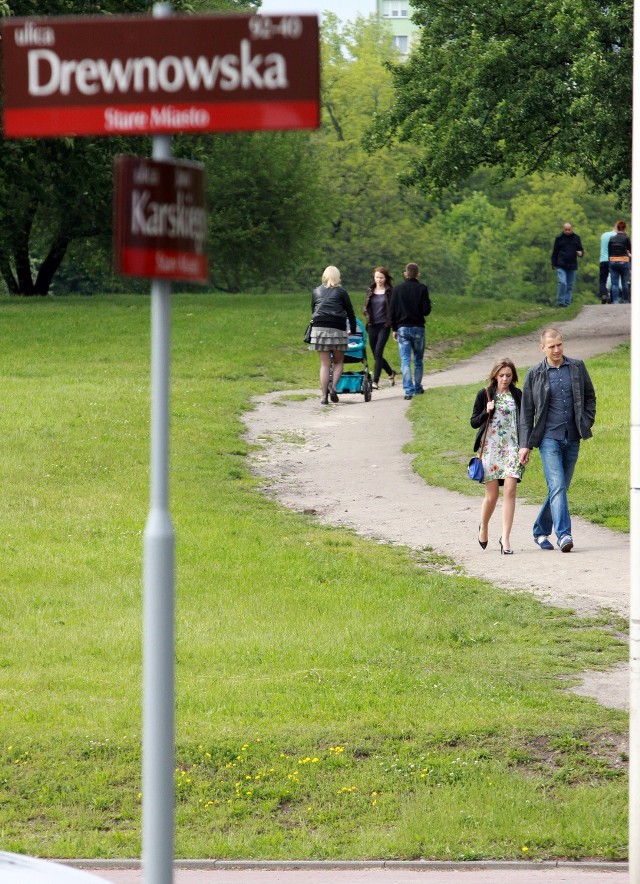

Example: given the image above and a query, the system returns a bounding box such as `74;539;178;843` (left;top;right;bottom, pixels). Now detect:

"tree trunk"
13;197;38;295
34;232;72;295
0;251;19;294
4;198;72;296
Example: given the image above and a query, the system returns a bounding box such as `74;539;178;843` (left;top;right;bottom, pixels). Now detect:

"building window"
382;0;410;18
394;35;408;52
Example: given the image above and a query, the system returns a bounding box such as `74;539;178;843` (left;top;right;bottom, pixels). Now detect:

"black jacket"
363;286;392;328
470;383;522;452
390;278;431;330
551;232;584;270
311;284;357;333
608;232;631;259
518;357;596;449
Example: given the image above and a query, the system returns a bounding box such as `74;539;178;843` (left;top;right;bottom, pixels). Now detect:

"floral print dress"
481;392;524;484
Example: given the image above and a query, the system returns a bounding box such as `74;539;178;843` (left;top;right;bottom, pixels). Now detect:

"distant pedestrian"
518;328;596;553
363;266;397;389
309;266;357;405
551;222;584;307
599;224;616;303
471;358;523;555
390;263;432;400
608;220;631;304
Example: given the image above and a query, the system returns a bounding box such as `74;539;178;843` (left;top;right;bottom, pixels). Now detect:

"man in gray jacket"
518;328;596;552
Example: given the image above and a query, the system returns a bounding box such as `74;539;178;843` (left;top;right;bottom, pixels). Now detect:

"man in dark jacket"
390;263;432;400
551;222;584;307
518;327;596;553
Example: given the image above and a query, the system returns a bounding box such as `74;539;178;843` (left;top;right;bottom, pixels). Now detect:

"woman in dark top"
470;358;523;555
608;219;631;304
363;266;397;389
309;265;357;405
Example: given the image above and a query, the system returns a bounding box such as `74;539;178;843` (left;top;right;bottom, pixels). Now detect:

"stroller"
331;318;373;402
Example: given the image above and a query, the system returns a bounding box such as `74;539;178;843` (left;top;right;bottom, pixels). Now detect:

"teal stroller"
331;319;373;402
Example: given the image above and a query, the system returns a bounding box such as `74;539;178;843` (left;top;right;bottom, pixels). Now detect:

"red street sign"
113;156;208;283
1;14;320;138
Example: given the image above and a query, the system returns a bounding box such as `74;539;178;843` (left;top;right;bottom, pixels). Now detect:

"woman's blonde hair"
322;265;341;287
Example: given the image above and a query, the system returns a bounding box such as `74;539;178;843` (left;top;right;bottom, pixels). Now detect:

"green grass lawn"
0;291;628;861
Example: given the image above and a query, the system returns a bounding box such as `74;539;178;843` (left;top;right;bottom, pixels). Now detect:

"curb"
66;859;628;872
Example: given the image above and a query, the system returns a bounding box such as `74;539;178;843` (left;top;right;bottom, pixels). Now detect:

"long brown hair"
369;266;393;291
488;358;518;386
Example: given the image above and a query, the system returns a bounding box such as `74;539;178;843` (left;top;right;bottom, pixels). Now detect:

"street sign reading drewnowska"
1;14;320;138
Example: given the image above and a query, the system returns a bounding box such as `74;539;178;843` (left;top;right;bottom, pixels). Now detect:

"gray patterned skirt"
309;326;348;352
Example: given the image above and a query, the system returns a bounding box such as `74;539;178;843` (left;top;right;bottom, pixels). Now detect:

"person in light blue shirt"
599;225;616;303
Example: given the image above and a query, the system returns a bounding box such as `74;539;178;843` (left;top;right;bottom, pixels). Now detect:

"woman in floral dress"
470;358;523;554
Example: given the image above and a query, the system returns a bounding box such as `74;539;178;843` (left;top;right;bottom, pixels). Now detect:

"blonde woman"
309;266;357;405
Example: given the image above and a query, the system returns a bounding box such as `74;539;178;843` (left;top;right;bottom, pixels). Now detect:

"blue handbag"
468;389;490;482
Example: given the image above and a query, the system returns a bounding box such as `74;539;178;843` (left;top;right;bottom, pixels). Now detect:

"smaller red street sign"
114;156;208;284
1;13;320;138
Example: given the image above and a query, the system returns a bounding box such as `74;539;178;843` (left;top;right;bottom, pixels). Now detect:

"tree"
185;131;323;292
311;14;448;289
366;0;631;200
0;0;258;295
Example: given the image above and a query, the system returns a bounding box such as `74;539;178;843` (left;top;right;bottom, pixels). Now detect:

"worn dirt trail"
244;305;631;710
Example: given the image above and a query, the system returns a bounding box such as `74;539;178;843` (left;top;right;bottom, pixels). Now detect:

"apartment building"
376;0;419;55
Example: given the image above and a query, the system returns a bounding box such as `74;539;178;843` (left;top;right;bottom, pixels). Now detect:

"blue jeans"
556;268;577;306
609;261;630;303
533;437;580;543
397;326;425;396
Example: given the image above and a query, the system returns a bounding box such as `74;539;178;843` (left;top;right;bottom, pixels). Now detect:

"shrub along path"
244;304;631;710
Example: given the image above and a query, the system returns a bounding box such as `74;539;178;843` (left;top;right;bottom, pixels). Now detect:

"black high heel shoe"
478;524;488;550
499;537;514;555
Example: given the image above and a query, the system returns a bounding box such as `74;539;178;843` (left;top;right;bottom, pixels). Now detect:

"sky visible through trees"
258;0;374;20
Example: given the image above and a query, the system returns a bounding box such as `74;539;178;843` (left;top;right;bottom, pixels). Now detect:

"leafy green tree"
311;14;449;292
366;0;631;200
423;172;620;303
0;0;258;295
190;131;323;292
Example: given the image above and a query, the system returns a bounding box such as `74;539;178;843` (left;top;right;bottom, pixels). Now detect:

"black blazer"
470;383;522;452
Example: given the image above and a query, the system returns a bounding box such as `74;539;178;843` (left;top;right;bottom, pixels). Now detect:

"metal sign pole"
630;0;640;876
142;7;175;884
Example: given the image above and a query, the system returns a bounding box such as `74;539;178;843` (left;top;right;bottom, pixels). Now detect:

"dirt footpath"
244;305;631;710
